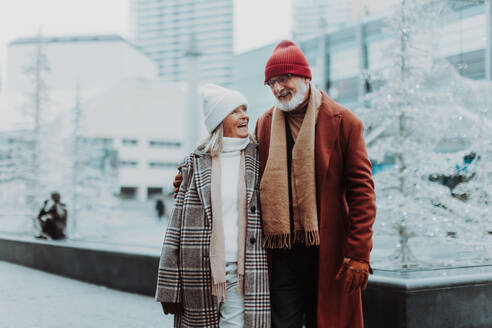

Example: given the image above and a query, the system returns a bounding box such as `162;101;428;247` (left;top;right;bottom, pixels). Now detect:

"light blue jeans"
219;262;244;327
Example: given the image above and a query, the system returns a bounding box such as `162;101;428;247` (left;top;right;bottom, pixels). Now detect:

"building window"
147;187;163;199
148;161;178;169
120;160;138;168
330;47;359;80
122;138;139;146
148;140;182;148
92;137;114;146
120;186;138;199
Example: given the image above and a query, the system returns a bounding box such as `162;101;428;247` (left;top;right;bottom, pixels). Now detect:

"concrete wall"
0;235;159;296
363;267;492;328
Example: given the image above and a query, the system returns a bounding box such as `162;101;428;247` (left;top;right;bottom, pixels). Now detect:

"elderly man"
256;40;375;328
174;40;376;328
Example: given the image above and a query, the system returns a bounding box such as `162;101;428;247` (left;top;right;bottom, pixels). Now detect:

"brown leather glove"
173;165;183;198
335;257;370;293
161;302;184;315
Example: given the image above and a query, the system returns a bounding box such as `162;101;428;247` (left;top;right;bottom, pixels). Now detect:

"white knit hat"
200;83;248;134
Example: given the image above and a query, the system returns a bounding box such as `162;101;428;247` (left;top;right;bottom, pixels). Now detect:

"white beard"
275;81;308;112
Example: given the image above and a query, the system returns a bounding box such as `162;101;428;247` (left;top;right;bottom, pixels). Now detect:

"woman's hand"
161;302;184;315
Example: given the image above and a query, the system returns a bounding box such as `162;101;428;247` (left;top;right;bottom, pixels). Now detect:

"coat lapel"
193;151;213;225
315;92;341;175
244;142;258;205
193;141;257;222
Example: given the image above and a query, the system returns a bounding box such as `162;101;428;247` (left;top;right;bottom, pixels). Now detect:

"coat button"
249;237;256;244
250;206;256;213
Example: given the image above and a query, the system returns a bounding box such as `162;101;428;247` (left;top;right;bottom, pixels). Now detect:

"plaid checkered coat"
155;142;271;327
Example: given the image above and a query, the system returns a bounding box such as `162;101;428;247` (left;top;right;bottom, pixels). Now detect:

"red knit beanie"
264;40;312;83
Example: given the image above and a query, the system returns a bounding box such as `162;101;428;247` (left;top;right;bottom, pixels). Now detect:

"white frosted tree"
0;29;52;214
358;0;492;269
66;82;119;238
0;131;35;212
0;58;119;238
24;30;50;209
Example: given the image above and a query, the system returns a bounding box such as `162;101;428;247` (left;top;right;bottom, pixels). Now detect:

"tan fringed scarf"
260;84;322;249
210;151;247;302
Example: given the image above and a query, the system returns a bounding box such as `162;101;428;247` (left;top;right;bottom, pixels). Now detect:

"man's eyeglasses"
265;74;293;87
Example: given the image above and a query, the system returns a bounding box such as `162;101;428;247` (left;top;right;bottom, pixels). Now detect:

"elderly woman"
155;84;270;327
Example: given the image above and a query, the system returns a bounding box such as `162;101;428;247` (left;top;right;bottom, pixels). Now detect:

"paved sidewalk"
0;261;174;327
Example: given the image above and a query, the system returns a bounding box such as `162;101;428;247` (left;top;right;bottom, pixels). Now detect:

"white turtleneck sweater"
220;136;250;262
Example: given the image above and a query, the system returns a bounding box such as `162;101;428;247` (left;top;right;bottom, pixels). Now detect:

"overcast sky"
0;0;292;80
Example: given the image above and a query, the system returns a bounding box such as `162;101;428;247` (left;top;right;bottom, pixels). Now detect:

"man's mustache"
276;89;291;98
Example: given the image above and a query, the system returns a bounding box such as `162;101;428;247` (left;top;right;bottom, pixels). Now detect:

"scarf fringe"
293;230;320;246
263;233;291;249
212;282;227;303
263;231;320;249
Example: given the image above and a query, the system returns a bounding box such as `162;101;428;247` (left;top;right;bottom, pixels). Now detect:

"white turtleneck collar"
222;136;249;153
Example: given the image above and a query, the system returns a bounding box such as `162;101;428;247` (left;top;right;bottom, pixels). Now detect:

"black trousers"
271;245;319;328
39;219;65;240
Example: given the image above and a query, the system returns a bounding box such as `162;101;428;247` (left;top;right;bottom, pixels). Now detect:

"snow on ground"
0;260;174;328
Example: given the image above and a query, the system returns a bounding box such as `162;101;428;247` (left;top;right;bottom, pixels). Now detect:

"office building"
292;0;355;41
82;78;188;201
233;2;492;117
6;34;158;94
3;34;190;201
130;0;234;86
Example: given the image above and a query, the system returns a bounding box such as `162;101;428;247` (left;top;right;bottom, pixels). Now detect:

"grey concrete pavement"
0;261;174;328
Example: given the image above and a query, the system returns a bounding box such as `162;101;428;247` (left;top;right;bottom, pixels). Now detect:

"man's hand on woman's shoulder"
173;165;183;198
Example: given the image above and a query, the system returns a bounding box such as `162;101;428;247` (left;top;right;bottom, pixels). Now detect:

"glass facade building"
233;2;492;121
130;0;234;86
292;0;354;41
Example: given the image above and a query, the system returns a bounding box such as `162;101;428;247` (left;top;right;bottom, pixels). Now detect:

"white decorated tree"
0;29;52;214
66;82;119;237
357;0;492;269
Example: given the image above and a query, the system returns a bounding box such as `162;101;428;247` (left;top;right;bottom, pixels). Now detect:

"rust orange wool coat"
255;91;376;328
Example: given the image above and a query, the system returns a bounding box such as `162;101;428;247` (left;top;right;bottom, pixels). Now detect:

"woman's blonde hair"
198;124;224;157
